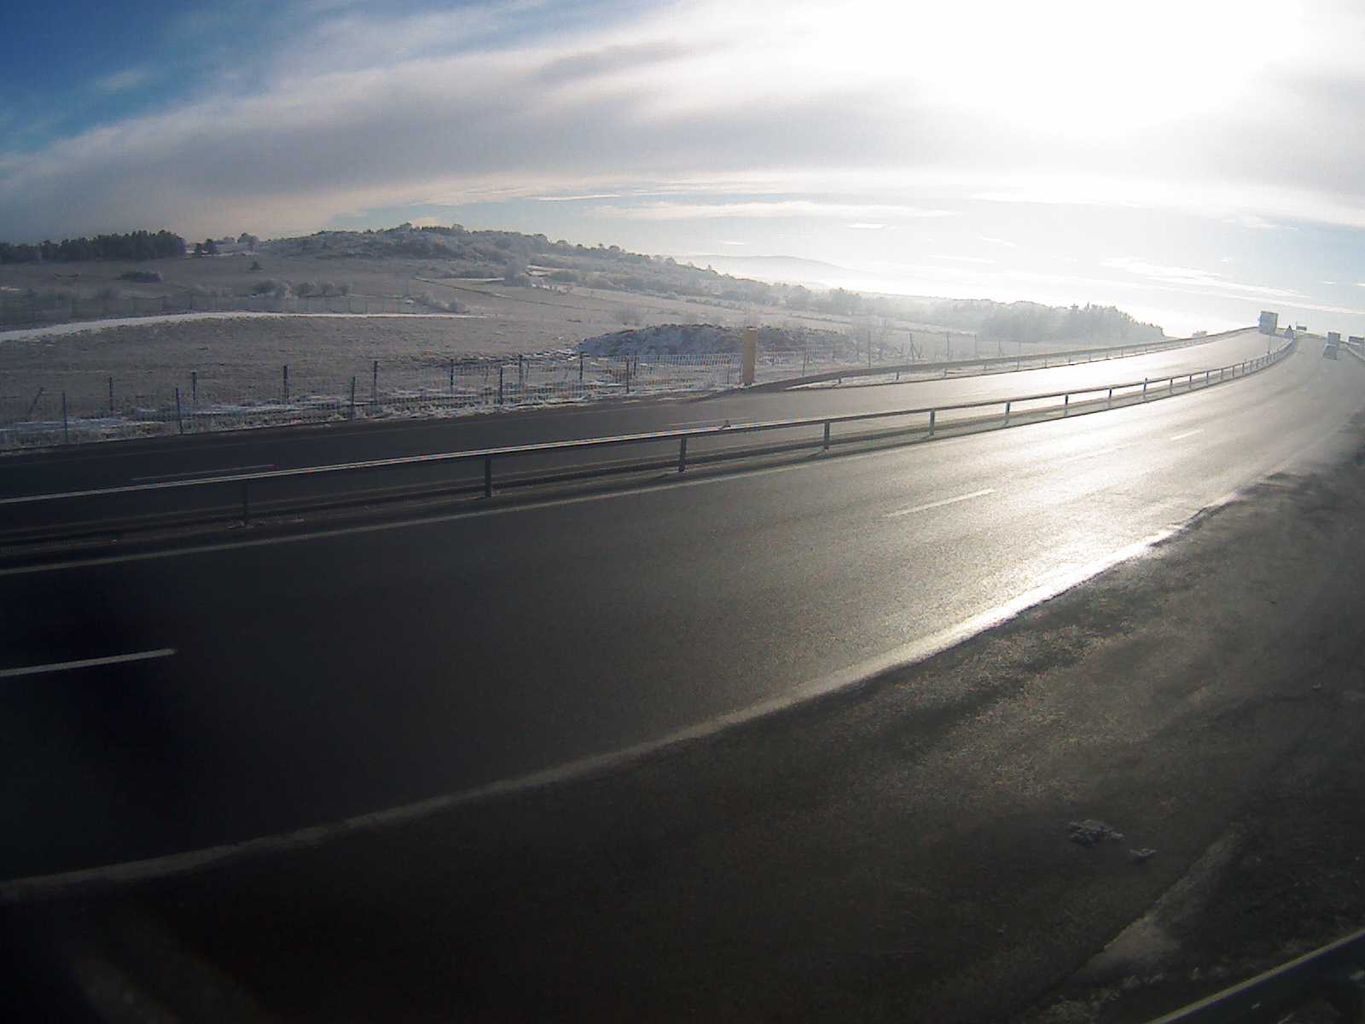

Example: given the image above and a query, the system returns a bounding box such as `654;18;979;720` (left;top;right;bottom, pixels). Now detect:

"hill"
262;224;1164;345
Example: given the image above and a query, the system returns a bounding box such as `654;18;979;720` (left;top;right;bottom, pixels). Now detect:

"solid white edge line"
1170;429;1203;441
885;487;995;518
0;648;176;679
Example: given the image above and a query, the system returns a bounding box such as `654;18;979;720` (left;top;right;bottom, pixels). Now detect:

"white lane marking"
885;488;995;518
1170;429;1202;441
131;465;274;483
0;648;176;679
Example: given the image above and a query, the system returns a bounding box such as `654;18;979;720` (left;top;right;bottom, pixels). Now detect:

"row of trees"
0;229;187;264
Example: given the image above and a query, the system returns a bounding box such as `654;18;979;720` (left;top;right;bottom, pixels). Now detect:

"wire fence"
0;347;917;449
0;325;1175;451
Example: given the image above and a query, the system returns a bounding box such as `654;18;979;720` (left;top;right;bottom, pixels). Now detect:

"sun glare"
715;0;1306;135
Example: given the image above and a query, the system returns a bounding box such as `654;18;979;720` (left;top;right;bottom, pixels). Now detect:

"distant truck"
1259;310;1279;335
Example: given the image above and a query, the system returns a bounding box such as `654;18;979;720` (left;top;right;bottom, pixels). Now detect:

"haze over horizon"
5;0;1365;335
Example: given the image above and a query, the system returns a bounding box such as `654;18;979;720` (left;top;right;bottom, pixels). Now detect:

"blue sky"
5;0;1365;335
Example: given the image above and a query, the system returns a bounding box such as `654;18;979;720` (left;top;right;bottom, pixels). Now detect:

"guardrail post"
678;436;688;473
283;364;290;403
1142;378;1148;399
175;386;184;434
823;421;831;449
349;376;357;420
928;410;936;436
1205;370;1210;386
371;359;379;407
1107;387;1113;409
449;359;455;393
498;365;505;406
579;352;585;383
62;391;70;443
191;370;198;405
484;456;493;497
1169;376;1174;394
108;376;115;415
1063;393;1070;416
1004;400;1011;424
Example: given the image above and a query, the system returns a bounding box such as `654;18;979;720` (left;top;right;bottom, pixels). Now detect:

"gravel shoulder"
6;420;1365;1022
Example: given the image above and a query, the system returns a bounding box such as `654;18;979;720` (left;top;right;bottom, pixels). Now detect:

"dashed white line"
0;648;177;679
885;488;995;518
1170;429;1203;441
132;465;274;483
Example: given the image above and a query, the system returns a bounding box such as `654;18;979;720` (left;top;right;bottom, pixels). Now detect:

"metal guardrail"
746;326;1255;392
1150;925;1365;1023
0;340;1296;539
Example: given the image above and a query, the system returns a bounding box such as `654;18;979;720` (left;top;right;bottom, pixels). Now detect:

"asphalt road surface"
0;331;1356;880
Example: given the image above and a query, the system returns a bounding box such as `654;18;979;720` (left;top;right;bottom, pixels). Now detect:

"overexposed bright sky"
4;0;1365;334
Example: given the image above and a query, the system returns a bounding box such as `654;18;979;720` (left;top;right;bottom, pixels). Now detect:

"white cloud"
93;67;151;94
3;0;1365;246
1101;257;1307;300
594;201;955;221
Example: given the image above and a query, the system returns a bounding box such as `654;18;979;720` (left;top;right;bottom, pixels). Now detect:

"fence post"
191;370;198;405
62;391;70;443
175;387;184;434
498;365;505;405
371;359;379;407
484;456;493;498
579;352;585;383
283;364;290;403
349;376;357;420
678;436;687;473
449;359;455;393
108;376;115;415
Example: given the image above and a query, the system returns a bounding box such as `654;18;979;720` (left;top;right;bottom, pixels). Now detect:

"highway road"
1;329;1274;500
0;331;1356;880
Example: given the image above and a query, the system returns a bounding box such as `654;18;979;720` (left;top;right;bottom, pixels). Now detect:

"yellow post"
742;326;758;387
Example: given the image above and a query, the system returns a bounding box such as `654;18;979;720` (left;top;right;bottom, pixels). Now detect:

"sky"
4;0;1365;335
